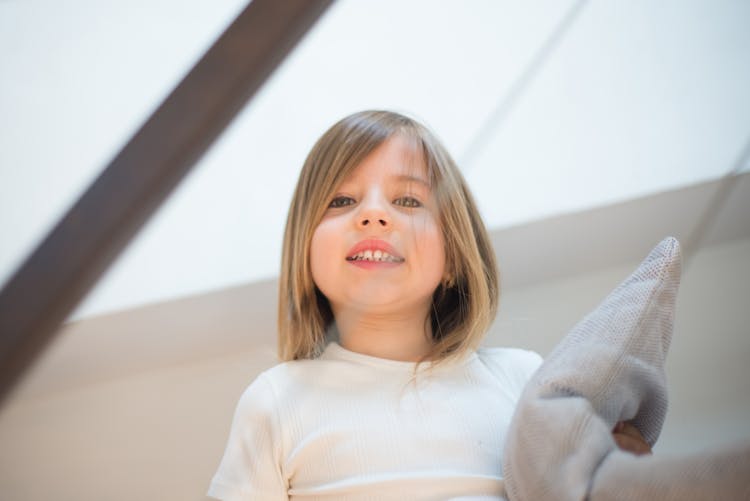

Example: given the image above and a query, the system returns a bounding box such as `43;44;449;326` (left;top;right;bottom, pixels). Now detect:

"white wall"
1;235;748;500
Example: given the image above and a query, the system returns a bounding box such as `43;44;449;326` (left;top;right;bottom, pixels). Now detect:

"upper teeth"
348;249;404;262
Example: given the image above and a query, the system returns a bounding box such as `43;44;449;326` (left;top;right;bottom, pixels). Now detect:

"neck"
333;306;433;362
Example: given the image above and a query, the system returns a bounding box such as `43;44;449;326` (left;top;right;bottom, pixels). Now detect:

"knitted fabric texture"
502;237;750;500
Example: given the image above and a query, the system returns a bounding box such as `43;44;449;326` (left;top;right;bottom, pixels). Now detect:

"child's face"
310;135;446;320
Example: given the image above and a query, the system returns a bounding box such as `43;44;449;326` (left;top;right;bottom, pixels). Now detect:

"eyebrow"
394;174;431;189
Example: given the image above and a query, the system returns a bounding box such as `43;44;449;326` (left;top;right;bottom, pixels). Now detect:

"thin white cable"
459;0;588;171
683;136;750;271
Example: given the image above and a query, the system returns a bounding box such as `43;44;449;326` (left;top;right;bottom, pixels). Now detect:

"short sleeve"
207;373;287;500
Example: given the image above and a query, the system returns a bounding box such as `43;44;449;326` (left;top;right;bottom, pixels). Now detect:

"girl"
208;110;646;500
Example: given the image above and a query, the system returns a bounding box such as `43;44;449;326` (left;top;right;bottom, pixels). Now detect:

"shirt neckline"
322;341;477;371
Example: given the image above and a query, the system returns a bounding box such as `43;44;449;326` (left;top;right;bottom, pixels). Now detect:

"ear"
441;273;455;288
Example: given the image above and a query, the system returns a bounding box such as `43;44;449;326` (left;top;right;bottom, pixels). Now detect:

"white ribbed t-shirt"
208;342;542;501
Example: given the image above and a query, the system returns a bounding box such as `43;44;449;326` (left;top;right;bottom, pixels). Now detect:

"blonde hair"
278;110;498;362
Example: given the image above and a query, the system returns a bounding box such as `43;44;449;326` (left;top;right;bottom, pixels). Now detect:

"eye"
328;196;355;208
394;196;422;208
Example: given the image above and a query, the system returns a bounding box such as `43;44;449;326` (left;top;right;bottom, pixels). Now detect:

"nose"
359;215;389;228
356;197;390;229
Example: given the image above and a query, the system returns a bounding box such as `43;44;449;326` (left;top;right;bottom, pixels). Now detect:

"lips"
346;239;405;263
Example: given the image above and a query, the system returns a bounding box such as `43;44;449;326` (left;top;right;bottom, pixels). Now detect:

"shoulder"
244;357;334;407
227;358;329;437
232;369;279;423
475;346;543;392
228;360;317;441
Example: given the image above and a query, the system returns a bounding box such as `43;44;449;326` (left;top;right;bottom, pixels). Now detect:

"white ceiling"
1;0;749;320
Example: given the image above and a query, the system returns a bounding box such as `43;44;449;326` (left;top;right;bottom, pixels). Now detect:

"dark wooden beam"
0;0;334;404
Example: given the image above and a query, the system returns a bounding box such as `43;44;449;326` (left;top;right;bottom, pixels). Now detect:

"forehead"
344;135;430;186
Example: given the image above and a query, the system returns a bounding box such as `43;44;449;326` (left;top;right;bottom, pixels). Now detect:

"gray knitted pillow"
503;236;681;500
503;236;750;501
537;236;680;443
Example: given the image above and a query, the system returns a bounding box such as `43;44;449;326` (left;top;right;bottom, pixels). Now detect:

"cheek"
413;218;446;282
430;234;447;281
309;221;337;287
309;230;325;284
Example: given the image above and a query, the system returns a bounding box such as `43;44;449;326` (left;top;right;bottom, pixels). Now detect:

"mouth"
346;249;405;263
346;239;405;263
